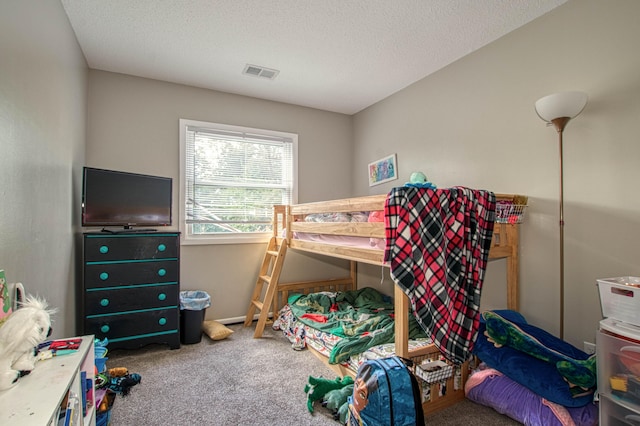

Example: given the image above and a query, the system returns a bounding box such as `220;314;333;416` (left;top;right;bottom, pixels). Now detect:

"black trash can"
179;290;211;344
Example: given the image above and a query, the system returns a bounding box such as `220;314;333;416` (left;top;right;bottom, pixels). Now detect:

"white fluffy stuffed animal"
0;295;54;391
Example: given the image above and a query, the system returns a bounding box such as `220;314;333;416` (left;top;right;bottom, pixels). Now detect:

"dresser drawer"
598;329;640;410
85;283;178;315
600;394;640;426
84;259;178;289
84;234;179;261
85;308;179;341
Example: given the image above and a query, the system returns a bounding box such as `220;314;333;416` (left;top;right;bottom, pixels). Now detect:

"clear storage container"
598;318;640;415
599;394;640;426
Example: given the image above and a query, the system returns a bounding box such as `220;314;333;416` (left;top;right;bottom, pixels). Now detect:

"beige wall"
0;1;87;337
86;70;354;321
353;0;640;348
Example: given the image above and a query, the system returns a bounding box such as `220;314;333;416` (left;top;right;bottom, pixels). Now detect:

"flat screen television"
82;167;172;229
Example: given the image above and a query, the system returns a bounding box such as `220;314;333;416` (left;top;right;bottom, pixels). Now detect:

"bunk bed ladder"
244;236;287;338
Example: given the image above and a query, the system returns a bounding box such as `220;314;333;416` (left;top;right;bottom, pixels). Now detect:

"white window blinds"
183;123;295;237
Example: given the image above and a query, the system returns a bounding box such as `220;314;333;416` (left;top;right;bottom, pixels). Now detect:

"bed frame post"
350;261;357;291
506;224;519;311
394;285;410;359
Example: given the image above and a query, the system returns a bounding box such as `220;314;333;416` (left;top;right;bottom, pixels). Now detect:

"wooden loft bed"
277;193;520;312
246;192;522;416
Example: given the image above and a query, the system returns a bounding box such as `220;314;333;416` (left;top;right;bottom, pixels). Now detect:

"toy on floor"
304;375;354;413
108;367;129;377
108;373;141;396
322;383;354;423
0;295;54;390
95;365;142;397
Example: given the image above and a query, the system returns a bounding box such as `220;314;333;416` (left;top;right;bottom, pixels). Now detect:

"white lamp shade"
535;91;588;122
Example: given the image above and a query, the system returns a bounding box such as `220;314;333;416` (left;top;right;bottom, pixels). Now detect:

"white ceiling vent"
243;64;279;80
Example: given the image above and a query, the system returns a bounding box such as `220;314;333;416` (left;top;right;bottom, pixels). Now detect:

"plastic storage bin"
597;277;640;326
415;360;453;384
598;318;640;415
599;394;640;426
179;291;211;344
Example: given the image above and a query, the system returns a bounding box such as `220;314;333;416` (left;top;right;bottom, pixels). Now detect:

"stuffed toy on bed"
0;295;54;390
404;171;436;189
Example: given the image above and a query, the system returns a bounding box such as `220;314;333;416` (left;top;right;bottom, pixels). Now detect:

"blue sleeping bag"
472;310;595;407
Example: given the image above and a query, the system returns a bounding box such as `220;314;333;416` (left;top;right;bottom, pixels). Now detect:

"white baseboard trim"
216;312;273;325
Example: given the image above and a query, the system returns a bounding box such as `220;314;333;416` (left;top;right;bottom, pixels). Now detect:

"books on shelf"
57;392;80;426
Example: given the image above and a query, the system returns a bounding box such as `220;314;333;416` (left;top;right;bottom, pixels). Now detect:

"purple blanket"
465;367;598;426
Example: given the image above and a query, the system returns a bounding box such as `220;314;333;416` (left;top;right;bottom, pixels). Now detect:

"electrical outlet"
583;341;596;355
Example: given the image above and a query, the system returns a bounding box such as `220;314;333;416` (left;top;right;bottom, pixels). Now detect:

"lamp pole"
551;116;570;340
535;91;587;341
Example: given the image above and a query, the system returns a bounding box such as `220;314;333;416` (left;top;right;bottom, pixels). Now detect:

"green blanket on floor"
287;287;427;364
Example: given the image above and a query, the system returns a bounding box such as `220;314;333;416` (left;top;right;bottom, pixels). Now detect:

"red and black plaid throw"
384;187;495;364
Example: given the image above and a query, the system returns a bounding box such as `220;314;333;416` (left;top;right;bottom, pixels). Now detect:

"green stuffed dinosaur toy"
304;375;354;413
323;384;354;424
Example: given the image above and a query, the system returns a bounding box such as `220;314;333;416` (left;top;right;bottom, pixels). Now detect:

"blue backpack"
347;356;424;426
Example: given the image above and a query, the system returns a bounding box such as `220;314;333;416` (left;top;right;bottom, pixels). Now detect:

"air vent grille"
242;64;279;80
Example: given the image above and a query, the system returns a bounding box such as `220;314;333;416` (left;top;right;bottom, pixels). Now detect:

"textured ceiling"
61;0;566;114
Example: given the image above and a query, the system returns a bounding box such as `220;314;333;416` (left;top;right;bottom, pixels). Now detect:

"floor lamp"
535;91;588;340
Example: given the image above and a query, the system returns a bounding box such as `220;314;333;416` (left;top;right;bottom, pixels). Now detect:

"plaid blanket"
384;187;495;364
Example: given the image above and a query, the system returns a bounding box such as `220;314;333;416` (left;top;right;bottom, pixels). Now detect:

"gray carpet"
106;324;521;425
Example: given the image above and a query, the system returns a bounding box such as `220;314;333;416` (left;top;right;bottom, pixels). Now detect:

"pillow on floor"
472;310;595;407
202;320;233;341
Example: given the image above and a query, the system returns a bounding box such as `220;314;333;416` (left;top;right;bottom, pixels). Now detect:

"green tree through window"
180;119;297;244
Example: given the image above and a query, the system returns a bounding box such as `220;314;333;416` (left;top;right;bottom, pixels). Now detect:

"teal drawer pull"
101;325;110;333
159;318;167;326
158;293;166;301
157;244;166;252
158;268;167;277
100;298;109;307
99;272;109;281
99;245;109;254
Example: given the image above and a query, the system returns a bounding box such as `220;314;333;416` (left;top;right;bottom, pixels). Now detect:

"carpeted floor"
106;323;521;425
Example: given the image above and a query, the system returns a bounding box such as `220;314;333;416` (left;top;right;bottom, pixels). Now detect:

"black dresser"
80;232;181;350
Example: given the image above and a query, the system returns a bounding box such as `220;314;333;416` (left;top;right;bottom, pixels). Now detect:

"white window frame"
179;118;298;245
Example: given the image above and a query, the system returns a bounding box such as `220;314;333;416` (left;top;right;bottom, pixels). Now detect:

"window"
180;119;297;244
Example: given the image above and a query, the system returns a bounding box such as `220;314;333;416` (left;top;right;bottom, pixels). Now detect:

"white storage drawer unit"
598;318;640;424
600;394;640;426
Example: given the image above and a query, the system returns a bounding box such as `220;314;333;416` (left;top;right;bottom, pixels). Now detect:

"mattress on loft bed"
272;287;432;373
289;210;386;250
292;231;385;250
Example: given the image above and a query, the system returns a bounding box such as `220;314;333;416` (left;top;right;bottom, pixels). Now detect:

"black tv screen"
82;167;172;228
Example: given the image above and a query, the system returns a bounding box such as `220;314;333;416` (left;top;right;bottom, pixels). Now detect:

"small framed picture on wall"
368;154;398;186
